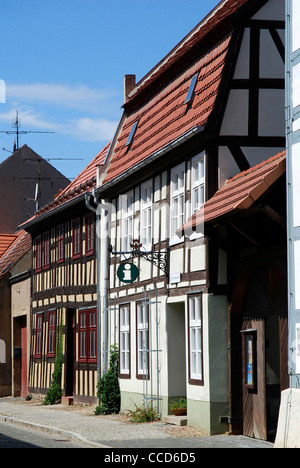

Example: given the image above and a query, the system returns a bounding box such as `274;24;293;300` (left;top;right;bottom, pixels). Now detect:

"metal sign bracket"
109;239;169;275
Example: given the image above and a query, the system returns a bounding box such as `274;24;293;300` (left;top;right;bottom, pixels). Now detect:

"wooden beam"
229;222;260;247
259;204;286;228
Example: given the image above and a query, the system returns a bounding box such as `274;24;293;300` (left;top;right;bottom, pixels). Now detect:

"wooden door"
20;318;27;398
242;319;267;440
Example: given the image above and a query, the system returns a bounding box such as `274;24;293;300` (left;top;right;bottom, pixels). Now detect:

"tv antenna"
0;110;55;151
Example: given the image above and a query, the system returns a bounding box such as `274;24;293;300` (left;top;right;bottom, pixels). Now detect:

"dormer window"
126;121;138;147
185;73;199;105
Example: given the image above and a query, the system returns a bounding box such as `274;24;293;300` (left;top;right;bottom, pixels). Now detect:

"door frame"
229;263;288;441
65;309;76;397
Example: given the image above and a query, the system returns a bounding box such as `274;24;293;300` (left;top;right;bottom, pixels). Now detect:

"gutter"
85;191;110;383
20;192;88;231
96;125;204;194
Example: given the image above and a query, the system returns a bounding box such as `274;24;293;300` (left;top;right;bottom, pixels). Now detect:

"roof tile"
0;230;31;278
179;151;286;236
0;234;17;256
20;141;110;225
103;34;231;185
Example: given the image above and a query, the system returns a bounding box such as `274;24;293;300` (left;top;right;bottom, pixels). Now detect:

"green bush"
170;397;187;411
94;345;120;415
43;317;63;406
127;404;159;423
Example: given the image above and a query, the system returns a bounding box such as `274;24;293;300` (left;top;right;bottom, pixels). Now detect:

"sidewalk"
0;397;273;449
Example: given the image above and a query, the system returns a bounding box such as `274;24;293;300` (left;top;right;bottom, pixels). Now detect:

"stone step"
61;396;74;406
163;415;187;426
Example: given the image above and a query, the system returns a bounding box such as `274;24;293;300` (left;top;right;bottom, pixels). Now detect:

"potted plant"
170;398;187;416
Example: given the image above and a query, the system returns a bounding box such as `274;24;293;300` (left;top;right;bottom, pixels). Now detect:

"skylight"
126;121;138;147
185;73;199;105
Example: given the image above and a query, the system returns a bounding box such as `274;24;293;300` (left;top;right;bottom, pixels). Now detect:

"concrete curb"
0;414;110;448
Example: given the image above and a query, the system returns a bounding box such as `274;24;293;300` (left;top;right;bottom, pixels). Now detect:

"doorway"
13;316;27;398
65;309;76;397
166;302;186;399
230;264;288;441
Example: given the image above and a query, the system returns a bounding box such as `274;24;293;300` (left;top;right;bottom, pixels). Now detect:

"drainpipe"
85;192;110;383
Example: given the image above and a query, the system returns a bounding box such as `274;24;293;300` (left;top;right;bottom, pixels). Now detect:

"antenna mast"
0;110;55;151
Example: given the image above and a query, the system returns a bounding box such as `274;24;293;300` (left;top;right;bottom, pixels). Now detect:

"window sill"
169;237;184;247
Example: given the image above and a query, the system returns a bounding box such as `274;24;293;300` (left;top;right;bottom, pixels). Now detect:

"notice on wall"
292;145;300;229
0;339;5;364
294;240;300;309
296;324;300;375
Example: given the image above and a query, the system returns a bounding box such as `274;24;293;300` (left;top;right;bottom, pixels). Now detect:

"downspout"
85;191;110;380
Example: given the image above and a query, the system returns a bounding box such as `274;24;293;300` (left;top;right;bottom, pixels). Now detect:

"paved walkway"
0;397;273;449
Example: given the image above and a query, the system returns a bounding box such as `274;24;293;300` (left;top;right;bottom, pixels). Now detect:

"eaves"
20;192;87;232
96;124;205;198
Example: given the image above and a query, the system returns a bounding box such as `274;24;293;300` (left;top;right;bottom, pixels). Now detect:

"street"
0;422;90;448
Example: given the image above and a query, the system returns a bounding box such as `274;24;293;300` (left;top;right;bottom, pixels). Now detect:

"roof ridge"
127;0;246;103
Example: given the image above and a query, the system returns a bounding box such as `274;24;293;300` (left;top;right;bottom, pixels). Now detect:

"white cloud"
67;117;118;141
6;83;119;113
0;108;118;142
0;81;121;143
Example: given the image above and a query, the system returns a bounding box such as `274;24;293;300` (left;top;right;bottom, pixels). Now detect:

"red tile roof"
179;151;286;236
127;0;249;104
0;234;17;257
0;230;31;278
20;142;110;226
103;34;231;185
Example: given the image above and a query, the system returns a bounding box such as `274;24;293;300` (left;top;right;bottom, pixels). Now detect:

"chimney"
124;75;136;103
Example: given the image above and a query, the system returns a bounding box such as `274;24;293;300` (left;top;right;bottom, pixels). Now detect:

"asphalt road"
0;422;90;448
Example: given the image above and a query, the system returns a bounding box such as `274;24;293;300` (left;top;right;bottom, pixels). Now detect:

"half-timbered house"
87;0;286;440
0;230;31;397
21;143;110;404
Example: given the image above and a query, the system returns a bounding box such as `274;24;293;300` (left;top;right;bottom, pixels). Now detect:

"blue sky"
0;0;220;181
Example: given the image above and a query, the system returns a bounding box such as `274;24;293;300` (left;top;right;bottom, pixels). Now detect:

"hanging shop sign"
117;263;139;284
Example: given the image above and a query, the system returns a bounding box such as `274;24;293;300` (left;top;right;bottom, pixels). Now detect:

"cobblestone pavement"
0;397;273;449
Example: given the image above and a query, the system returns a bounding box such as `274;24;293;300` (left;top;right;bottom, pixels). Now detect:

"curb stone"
0;414;110;448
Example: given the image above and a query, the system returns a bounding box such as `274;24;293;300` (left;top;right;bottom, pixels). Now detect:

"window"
170;163;185;242
35;313;43;359
188;295;203;384
140;180;153;250
72;218;81;259
85;214;95;256
126;121;138;147
185;73;199;105
79;310;87;361
243;331;257;391
47;310;56;358
35;235;42;272
57;225;64;264
78;308;97;363
42;231;50;270
89;309;97;363
121;191;134;253
191;153;205;214
119;305;130;377
136;303;149;378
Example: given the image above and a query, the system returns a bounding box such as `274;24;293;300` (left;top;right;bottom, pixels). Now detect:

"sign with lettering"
117;263;139;284
0;339;6;364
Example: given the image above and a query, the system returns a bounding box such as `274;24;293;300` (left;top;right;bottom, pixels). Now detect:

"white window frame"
170;162;185;244
188;295;203;383
121;190;134;253
137;303;149;376
140;180;153;251
119;305;130;376
190;152;205;239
